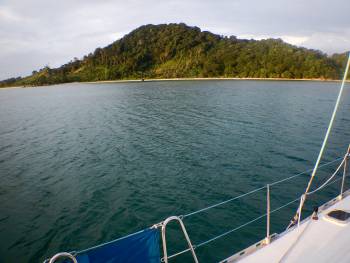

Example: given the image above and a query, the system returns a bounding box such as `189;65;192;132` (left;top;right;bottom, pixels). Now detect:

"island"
1;23;349;88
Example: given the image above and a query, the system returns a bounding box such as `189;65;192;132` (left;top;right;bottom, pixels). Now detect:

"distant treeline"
1;23;349;87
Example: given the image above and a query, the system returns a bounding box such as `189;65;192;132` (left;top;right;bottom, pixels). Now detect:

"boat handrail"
47;252;77;263
160;216;198;263
44;155;346;263
161;176;344;261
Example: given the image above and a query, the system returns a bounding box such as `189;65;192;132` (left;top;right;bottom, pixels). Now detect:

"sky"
0;0;349;80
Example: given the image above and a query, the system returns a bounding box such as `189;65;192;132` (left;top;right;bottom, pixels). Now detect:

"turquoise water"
0;80;349;263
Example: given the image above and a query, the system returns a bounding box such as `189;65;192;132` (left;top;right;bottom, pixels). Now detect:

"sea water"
0;80;349;262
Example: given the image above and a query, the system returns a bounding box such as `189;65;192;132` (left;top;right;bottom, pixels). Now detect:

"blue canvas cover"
74;228;160;263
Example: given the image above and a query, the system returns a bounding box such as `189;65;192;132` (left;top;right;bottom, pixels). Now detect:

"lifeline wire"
182;157;343;219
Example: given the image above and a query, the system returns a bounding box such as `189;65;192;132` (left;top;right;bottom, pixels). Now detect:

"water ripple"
0;80;349;262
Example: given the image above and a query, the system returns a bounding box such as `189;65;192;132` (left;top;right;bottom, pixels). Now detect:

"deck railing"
45;154;349;263
158;153;349;262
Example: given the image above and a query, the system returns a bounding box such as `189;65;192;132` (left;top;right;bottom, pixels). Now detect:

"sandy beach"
0;77;345;90
85;77;343;84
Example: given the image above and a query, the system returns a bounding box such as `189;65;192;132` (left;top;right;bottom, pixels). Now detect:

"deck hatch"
325;209;350;225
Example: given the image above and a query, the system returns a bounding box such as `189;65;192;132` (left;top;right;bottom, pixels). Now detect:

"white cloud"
281;36;309;46
302;32;350;54
237;34;310;48
0;7;22;22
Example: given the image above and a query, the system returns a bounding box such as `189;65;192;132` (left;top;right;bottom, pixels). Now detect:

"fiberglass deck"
224;190;350;263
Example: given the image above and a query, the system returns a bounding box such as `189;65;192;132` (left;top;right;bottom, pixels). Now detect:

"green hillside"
1;23;349;87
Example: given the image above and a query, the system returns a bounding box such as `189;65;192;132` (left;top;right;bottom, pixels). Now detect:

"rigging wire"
288;52;350;227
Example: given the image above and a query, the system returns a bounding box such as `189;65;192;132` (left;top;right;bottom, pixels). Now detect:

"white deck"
225;191;350;263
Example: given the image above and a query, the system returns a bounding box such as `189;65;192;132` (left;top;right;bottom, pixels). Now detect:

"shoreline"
85;77;343;85
0;77;346;90
85;77;344;84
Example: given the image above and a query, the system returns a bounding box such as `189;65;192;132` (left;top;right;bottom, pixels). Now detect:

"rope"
286;155;346;229
327;175;343;186
279;175;344;262
281;174;345;263
182;157;343;219
290;53;350;224
307;157;346;195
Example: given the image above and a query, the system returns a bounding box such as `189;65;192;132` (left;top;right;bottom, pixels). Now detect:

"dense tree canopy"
1;23;349;87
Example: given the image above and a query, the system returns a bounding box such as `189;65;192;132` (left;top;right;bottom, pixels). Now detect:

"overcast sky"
0;0;349;80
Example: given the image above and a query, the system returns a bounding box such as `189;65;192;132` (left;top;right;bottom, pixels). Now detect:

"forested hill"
1;23;349;87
